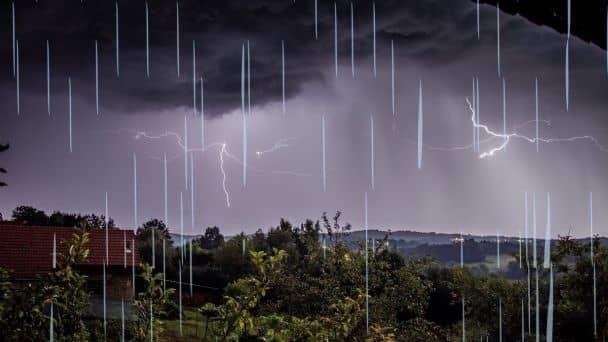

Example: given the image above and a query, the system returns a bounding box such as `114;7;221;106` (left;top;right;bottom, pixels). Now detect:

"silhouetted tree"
197;226;224;250
0;143;8;187
136;219;176;275
12;206;49;226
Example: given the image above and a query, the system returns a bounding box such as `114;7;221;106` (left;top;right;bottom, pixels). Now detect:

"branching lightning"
465;98;608;158
255;138;296;157
117;129;308;207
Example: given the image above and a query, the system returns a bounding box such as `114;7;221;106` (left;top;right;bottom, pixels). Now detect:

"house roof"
0;224;140;278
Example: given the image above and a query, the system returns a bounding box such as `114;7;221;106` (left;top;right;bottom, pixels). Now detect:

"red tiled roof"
0;224;140;277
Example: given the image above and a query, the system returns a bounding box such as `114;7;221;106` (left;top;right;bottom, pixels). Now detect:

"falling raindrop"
496;3;500;77
350;2;355;78
189;239;193;296
535;78;539;152
105;192;109;263
123;231;127;268
16;40;20;115
179;261;182;336
546;263;554;342
152;224;155;269
132;238;135;295
180;192;184;261
472;78;476;153
370;115;375;190
391;41;395;116
590;192;593;260
200;77;205;150
12;2;16;77
475;77;480;152
496;230;500;269
567;0;571;40
150;299;154;341
163;238;166;291
364;192;369;334
322;115;326;191
164;154;168;225
121;298;125;342
134;153;138;227
417;80;423;169
145;1;150;77
50;301;54;342
242;235;246;257
176;1;180;77
247;41;251;116
334;2;338;78
535;266;539;342
103;262;107;337
314;0;318;39
190;154;195;231
565;39;569;111
372;2;376;77
47;40;50;115
193;41;196;116
115;1;119;77
95;40;99;115
459;233;464;268
499;298;503;342
527;262;531;332
502;78;506;144
282;40;286;114
68;76;72;152
476;0;480;39
543;192;551;268
525;192;529;266
461;296;466;341
184;116;188;189
52;233;57;269
532;192;537;268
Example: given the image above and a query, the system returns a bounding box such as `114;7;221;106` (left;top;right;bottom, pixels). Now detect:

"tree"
11;206;113;228
131;264;175;341
197;226;224;250
48;212;114;229
0;143;8;187
12;205;49;226
49;229;92;341
136;219;175;275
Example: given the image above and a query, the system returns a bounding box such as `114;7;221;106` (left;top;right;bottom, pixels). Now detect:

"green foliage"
0;269;52;341
49;229;93;341
131;263;176;341
1;210;608;341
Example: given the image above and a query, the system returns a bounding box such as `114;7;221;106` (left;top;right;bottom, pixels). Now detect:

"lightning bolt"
114;129;310;207
403;119;552;152
465;98;608;158
218;143;230;207
255;137;296;158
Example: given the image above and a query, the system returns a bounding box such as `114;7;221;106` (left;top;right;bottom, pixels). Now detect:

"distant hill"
342;229;520;245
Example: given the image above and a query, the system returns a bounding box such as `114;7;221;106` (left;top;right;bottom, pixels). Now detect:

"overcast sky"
1;0;608;237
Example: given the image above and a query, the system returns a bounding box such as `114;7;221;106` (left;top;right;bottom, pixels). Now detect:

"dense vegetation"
0;207;606;341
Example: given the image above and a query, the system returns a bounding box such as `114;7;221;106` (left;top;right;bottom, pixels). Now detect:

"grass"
159;307;208;341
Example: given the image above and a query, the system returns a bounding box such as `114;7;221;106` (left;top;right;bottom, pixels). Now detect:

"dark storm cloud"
2;0;489;117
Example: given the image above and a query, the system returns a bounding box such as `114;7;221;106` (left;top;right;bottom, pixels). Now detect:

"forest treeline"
0;207;606;341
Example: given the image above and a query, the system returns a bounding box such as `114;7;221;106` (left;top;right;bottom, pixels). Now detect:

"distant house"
0;224;140;300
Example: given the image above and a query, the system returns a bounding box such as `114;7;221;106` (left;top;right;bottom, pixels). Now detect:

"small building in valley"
0;224;140;300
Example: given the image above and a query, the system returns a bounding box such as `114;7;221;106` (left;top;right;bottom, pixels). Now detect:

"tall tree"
0;143;8;187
